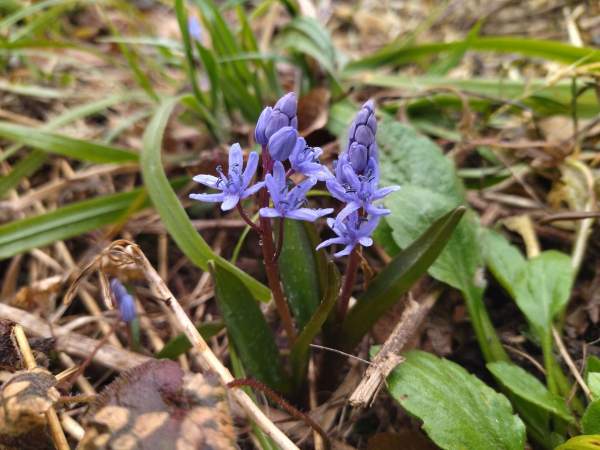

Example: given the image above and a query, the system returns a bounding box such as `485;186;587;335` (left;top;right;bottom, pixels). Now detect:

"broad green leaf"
387;350;525;450
141;98;270;302
0;122;139;163
589;373;600;400
583;404;600;437
556;436;600;450
0;187;155;260
155;321;225;360
512;251;573;340
0;149;46;199
342;207;465;350
485;229;526;297
289;262;341;387
209;261;290;394
487;361;573;422
276;219;323;331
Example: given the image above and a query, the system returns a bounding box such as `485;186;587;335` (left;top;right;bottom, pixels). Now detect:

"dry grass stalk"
12;325;69;450
552;325;593;402
349;289;441;409
119;242;300;450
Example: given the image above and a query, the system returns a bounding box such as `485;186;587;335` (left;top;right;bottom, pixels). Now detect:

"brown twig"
13;325;69;450
349;288;441;409
538;211;600;225
552;325;593;402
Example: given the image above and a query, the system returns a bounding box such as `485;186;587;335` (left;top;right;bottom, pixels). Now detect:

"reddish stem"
227;378;331;450
285;168;295;178
64;317;121;390
338;245;359;322
273;217;285;263
236;201;263;234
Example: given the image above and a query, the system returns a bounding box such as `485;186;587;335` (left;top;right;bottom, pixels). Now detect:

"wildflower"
259;161;333;221
190;143;264;211
327;157;400;224
110;279;137;323
316;212;381;258
265;92;298;139
268;126;298;161
255;107;272;146
188;17;204;44
344;100;378;172
333;152;351;185
289;137;334;181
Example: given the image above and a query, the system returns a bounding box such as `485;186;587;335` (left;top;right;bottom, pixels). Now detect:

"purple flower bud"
109;279;137;323
274;92;297;119
362;100;374;114
290;116;298;130
354;125;375;148
335;153;350;184
368;141;379;163
349;142;368;172
354;108;370;126
265;110;290;140
255;107;272;146
268;126;298;161
367;113;377;135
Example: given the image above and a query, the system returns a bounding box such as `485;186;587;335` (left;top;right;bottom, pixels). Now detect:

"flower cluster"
110;279;136;323
318;101;400;257
189;93;399;259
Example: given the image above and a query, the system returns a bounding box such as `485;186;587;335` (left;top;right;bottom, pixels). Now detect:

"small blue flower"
255;106;272;146
190;143;264;211
259;161;333;221
326;157;400;224
110;279;136;323
344;100;379;172
289;137;334;181
316;211;381;258
265;93;298;139
188;17;204;44
268;126;298;161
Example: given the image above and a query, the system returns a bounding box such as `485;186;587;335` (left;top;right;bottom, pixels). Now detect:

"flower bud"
274;92;297;119
368;141;379;163
335;153;350;184
354;125;375;148
110;279;137;323
349;142;368;172
265;110;290;140
255;107;272;146
268;126;298;161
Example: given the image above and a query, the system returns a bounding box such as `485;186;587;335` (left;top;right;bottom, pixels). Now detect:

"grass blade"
0;149;46;198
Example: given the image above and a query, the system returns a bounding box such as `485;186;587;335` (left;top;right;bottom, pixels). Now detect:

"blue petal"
192;174;222;189
373;185;400;201
265;174;281;206
316;237;346;251
259;207;281;218
365;202;390;217
241;181;265;198
358;236;373;247
335;201;361;226
241;152;260;190
221;194;240;211
190;192;225;203
229;143;243;171
334;244;355;258
326;180;353;203
285;208;320;222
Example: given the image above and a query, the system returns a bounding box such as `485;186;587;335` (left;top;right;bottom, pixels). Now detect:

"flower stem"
338;245;359;322
236;201;263;234
285;168;295;178
273;217;285;263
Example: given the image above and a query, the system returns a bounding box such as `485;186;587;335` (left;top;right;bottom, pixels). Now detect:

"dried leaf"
10;276;62;312
0;320;54;372
296;87;331;137
81;360;235;449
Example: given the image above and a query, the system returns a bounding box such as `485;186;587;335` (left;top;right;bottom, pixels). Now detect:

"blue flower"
326;157;400;224
190;143;264;211
316;211;381;258
289;137;334;181
344;100;379;173
255;106;272;146
110;279;136;323
265;92;298;140
188;17;204;44
259;161;333;221
268;126;298;161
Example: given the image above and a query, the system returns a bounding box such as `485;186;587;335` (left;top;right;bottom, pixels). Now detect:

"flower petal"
335;201;361;225
334;244;355;258
265;174;280;206
273;160;286;187
365;203;390;217
316;237;346;251
362;214;381;236
228;143;243;171
358;236;373;247
259;207;281;218
190;192;225;203
326;180;353;203
221;194;239;211
343;164;361;189
192;174;222;189
372;185;401;201
241;181;265;198
241;152;260;190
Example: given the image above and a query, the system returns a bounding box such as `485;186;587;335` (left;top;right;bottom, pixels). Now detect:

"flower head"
259;161;333;222
316;211;381;258
265;92;298;140
268;126;298;161
327;157;400;224
290;137;334;181
110;279;136;323
255;106;272;146
190;143;264;211
343;100;379;173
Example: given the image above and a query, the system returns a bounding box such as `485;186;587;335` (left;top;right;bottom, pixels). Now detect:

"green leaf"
485;229;526;298
487;361;573;422
0;122;138;163
209;261;290;394
512;251;573;340
0;149;46;198
141;98;270;302
155;321;225;360
342;207;465;350
276;219;324;331
0;187;150;260
555;436;600;450
589;374;600;400
428;20;483;76
387;350;526;450
584;401;600;435
289;262;341;387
